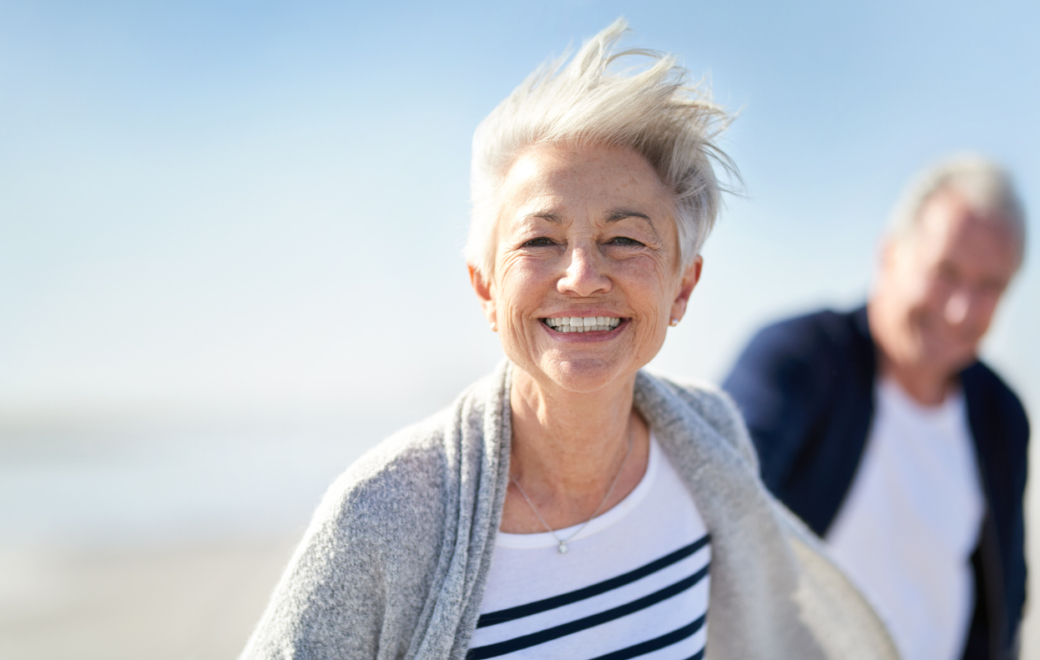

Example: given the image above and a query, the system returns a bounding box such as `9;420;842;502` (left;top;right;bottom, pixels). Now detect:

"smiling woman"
472;142;698;397
241;20;900;660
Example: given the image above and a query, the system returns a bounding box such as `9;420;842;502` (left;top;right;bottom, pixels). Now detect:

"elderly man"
723;156;1029;660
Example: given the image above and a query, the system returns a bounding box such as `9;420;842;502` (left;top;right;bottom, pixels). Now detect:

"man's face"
878;189;1020;376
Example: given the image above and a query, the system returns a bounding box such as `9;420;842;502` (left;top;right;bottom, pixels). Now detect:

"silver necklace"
510;426;634;554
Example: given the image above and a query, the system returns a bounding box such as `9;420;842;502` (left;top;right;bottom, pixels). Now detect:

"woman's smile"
542;316;624;333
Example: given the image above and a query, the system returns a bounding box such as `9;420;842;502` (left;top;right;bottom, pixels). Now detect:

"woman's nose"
558;246;611;296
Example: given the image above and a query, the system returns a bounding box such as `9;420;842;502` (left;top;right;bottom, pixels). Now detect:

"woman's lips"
541;316;623;333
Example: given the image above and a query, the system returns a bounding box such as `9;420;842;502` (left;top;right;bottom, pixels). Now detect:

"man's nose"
943;291;970;325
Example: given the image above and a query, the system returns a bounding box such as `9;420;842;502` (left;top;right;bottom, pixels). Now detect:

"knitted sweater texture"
241;362;899;660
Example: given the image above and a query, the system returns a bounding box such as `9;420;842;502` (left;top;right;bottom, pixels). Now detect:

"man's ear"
877;236;908;281
468;264;497;326
670;255;703;323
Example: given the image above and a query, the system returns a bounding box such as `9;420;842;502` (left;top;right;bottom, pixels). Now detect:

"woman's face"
471;142;702;394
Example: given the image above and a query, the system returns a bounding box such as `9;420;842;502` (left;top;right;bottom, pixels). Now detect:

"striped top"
469;435;711;660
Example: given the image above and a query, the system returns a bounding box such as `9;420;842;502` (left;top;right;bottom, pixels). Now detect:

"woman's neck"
502;368;650;533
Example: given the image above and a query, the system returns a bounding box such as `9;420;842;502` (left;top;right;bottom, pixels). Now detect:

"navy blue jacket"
723;306;1029;660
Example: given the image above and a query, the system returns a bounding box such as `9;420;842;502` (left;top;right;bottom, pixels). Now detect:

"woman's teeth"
544;317;622;333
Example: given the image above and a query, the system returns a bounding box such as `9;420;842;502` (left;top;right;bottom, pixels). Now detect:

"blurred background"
1;1;1037;658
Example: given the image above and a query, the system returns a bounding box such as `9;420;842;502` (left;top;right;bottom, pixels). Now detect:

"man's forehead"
919;189;1015;241
916;189;1021;273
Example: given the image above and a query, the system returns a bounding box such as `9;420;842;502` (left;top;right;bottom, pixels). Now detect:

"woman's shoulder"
313;364;508;545
317;410;455;541
242;367;510;659
251;411;456;648
636;370;759;470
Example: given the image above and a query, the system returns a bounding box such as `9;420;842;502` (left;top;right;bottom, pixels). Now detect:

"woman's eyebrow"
606;209;661;241
606;209;652;224
521;211;562;224
518;209;656;228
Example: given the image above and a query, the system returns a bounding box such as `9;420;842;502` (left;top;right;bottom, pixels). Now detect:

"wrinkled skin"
470;142;701;397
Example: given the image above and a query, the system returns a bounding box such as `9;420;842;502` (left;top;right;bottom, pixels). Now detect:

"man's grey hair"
888;155;1027;260
466;19;737;276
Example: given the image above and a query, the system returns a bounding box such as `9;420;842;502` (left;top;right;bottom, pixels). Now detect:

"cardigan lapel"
633;372;897;660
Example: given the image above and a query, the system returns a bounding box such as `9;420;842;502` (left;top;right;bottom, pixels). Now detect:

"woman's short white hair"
466;19;736;276
888;154;1027;260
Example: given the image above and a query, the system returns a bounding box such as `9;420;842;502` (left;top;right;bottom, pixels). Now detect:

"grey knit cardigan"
241;362;899;660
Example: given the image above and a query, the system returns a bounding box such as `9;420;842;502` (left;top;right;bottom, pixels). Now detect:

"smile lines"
543;316;622;333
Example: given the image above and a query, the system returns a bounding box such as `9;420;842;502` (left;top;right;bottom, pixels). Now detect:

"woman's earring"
669;318;679;327
490;321;497;332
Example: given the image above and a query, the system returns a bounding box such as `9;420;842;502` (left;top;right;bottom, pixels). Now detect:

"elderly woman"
242;21;897;660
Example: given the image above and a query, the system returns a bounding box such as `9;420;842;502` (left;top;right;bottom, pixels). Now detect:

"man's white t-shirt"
826;377;984;660
469;434;710;660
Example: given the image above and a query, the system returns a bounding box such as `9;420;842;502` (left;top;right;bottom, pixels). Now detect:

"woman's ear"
670;255;703;323
468;264;497;327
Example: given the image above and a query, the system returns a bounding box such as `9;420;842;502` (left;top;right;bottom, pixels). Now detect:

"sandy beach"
0;537;295;660
4;526;1040;660
3;492;1040;659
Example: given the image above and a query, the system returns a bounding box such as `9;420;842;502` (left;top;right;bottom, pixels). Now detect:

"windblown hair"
466;19;736;275
888;155;1027;260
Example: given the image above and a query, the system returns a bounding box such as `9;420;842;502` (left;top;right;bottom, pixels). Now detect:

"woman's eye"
521;237;557;247
607;236;644;246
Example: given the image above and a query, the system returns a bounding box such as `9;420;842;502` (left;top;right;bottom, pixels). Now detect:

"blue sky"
1;0;1037;428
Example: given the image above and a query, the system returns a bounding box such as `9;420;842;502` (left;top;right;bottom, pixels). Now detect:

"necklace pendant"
558;541;568;554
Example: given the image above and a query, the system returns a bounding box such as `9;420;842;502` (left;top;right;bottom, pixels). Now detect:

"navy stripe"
587;613;706;660
466;564;709;659
684;650;705;660
477;534;710;628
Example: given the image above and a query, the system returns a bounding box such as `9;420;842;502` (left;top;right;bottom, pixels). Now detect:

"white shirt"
826;377;984;660
469;434;710;660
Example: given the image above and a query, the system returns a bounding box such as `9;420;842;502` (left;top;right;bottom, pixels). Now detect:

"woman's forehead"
497;143;671;215
504;142;658;181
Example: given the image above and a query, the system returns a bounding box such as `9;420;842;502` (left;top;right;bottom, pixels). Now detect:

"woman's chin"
530;359;636;395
